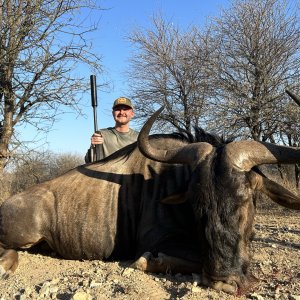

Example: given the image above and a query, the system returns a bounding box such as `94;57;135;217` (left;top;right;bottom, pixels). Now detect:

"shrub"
0;151;84;200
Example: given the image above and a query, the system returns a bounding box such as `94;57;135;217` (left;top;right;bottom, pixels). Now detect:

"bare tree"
127;16;215;133
202;0;300;188
278;93;300;187
0;0;103;173
206;0;300;142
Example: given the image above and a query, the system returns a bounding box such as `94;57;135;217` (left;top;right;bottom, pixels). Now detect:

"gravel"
0;208;299;300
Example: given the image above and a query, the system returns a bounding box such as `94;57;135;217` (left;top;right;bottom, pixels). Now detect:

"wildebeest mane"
174;127;232;146
97;127;231;164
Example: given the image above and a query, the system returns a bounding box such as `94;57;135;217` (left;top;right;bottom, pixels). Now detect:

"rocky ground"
0;207;299;300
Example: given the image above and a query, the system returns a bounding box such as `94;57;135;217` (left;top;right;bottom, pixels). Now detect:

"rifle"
88;75;104;162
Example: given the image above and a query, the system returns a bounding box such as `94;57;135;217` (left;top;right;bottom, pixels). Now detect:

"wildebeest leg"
0;187;53;278
130;252;202;274
0;245;18;279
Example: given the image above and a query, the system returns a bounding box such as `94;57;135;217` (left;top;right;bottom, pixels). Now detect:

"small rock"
122;267;134;277
290;295;300;300
178;282;186;288
250;292;265;300
90;280;102;288
50;278;60;285
192;273;201;286
39;281;51;297
71;291;93;300
49;285;59;294
24;287;33;295
191;286;203;293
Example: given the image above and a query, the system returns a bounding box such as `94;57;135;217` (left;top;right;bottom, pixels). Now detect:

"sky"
20;0;229;159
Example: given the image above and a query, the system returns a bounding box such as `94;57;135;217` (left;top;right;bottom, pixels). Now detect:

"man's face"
112;105;135;125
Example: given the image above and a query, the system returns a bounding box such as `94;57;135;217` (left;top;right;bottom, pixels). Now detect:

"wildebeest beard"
181;140;256;286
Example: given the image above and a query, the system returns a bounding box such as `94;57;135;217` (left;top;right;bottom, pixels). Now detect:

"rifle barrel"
90;75;98;132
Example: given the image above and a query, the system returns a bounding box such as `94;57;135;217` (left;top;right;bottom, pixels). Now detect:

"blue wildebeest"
0;90;299;295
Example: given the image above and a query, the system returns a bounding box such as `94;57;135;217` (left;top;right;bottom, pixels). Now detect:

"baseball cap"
112;97;134;109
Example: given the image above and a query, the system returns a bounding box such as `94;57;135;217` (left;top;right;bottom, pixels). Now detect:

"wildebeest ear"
260;176;300;210
161;192;187;204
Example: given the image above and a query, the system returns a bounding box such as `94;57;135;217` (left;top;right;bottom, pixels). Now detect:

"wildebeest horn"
138;106;213;164
226;89;300;171
225;140;300;171
286;88;300;106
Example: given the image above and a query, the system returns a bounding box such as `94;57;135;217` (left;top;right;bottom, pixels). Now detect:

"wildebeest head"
137;92;300;295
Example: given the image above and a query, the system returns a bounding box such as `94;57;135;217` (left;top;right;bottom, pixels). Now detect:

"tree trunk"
0;109;14;175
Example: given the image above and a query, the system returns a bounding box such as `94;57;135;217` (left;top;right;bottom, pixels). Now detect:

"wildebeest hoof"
130;252;154;271
211;280;238;295
130;252;171;273
0;266;10;280
0;248;19;279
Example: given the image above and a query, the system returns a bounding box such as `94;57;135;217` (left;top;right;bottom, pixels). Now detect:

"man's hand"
91;132;103;145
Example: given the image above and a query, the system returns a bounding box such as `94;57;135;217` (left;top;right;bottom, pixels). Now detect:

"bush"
0;151;84;201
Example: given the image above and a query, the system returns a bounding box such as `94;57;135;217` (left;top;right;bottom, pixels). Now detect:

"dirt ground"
0;207;299;300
